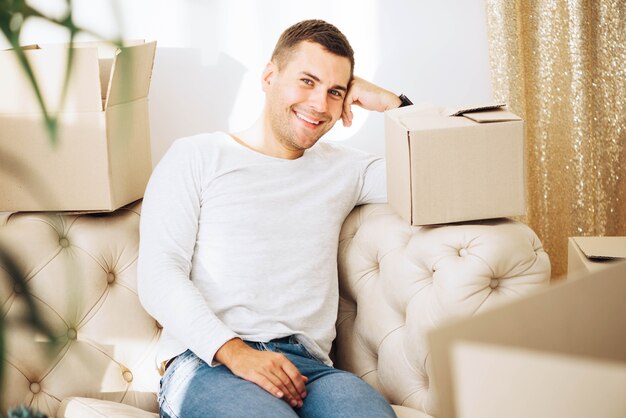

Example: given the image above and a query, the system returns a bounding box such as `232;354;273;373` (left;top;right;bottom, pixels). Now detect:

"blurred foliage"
0;242;57;415
6;405;48;418
0;0;123;412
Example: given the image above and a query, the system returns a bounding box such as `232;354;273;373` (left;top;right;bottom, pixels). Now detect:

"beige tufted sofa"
0;201;550;418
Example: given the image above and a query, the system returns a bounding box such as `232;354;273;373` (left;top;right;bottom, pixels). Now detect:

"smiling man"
138;20;406;418
254;39;351;157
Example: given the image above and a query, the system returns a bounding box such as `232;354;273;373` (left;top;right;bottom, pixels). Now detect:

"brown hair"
271;19;355;77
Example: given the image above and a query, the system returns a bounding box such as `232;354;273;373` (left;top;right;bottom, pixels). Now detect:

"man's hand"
341;76;403;127
215;338;308;408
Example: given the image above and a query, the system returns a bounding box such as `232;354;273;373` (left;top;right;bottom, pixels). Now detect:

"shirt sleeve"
137;137;238;366
357;155;388;205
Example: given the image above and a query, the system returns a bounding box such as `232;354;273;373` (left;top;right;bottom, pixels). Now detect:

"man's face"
263;41;352;155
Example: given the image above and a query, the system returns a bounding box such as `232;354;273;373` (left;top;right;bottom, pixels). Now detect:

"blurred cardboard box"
0;40;156;212
429;261;626;418
568;236;626;278
385;104;525;225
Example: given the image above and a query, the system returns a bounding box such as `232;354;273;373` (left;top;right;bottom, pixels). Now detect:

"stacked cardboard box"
385;103;525;225
0;40;156;212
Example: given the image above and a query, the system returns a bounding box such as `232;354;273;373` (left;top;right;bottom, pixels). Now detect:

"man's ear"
262;62;277;92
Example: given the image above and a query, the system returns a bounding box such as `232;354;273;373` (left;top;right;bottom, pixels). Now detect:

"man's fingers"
341;109;352;127
253;369;302;406
341;99;354;127
281;362;307;397
271;354;306;405
252;372;285;399
216;340;308;407
253;354;305;406
272;370;303;407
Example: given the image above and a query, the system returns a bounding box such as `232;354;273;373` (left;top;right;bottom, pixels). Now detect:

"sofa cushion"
58;397;159;418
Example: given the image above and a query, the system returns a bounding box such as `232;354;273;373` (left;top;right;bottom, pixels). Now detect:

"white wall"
4;0;493;163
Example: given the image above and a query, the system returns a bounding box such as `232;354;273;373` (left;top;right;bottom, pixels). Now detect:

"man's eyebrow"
301;72;348;92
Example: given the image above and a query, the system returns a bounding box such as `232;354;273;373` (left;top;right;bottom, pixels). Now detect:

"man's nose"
309;88;328;113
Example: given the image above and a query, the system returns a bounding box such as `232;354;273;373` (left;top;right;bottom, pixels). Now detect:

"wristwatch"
398;94;413;107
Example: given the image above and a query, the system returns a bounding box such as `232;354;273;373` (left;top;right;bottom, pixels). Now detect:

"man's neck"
231;114;304;160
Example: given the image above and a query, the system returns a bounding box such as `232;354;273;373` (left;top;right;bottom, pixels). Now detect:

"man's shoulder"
161;132;230;162
171;132;229;151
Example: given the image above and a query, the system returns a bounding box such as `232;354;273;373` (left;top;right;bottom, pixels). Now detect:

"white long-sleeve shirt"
137;132;386;367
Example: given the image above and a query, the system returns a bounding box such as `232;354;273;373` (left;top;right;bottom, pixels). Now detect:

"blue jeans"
159;337;397;418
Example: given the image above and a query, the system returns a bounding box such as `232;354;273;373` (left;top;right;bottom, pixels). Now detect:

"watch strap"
398;94;413;107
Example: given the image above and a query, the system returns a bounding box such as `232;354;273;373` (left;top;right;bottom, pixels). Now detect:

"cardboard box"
385;104;525;225
0;40;156;212
568;236;626;277
429;261;626;418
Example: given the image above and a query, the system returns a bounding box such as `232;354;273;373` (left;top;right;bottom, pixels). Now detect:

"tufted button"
59;237;70;248
67;328;78;340
107;272;116;284
490;278;500;289
29;382;41;394
13;283;22;295
122;370;133;383
459;248;468;257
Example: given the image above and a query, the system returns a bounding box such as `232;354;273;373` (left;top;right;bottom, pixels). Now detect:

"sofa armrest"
335;204;551;417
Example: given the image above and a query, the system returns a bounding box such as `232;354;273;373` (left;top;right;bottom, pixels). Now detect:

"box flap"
447;103;507;116
573;236;626;260
106;41;157;108
446;103;522;123
461;109;522;123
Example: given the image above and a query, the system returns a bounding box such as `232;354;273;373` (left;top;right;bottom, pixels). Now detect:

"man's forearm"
341;76;403;127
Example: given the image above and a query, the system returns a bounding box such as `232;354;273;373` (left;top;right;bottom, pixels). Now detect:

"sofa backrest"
0;201;161;416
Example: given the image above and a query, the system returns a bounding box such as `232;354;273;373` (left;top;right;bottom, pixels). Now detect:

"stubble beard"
270;105;306;153
270;104;333;153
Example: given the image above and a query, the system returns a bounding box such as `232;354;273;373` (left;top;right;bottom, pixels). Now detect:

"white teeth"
296;112;320;125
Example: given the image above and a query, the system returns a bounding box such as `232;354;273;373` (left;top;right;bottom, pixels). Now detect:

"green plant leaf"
0;0;125;406
0;242;57;398
6;404;48;418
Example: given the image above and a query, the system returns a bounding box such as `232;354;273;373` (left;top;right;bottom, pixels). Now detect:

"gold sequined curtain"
485;0;626;277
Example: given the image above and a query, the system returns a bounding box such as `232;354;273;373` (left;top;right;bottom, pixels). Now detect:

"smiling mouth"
295;111;323;126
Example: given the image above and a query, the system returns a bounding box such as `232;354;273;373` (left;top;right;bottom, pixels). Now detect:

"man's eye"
302;79;313;85
329;90;343;97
